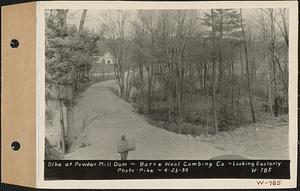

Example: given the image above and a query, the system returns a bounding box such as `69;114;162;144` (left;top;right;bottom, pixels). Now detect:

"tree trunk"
217;10;224;94
147;67;152;113
261;10;273;114
240;9;256;123
211;9;218;134
177;53;184;134
138;60;144;112
203;61;207;93
230;59;234;109
266;55;273;114
237;47;243;116
147;36;155;113
79;9;87;35
168;51;174;123
59;99;66;155
274;55;288;99
270;9;278;101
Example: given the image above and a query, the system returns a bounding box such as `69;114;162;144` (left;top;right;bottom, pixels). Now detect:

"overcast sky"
66;9;263;32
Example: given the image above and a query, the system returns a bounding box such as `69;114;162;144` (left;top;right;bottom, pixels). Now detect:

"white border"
36;1;298;189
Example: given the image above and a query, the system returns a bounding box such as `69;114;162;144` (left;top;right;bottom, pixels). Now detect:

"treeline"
45;9;100;153
99;9;288;134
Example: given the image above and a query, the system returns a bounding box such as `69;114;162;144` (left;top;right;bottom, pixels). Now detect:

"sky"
66;9;264;32
67;10;104;32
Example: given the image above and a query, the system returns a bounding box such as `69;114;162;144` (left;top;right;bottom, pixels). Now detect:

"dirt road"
65;80;232;160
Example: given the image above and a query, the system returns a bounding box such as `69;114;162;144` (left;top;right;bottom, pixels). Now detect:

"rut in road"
65;80;231;160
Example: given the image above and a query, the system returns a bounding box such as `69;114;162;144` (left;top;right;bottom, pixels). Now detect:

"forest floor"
65;80;289;160
197;115;289;159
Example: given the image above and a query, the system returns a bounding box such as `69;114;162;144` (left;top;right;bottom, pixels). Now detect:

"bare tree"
211;9;219;134
240;9;256;123
79;9;87;35
279;8;289;47
102;10;133;100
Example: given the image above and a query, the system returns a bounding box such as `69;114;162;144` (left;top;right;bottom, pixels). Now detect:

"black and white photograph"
39;1;297;186
45;7;289;160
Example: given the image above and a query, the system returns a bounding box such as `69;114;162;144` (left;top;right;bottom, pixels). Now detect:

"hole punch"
10;39;19;48
11;141;21;151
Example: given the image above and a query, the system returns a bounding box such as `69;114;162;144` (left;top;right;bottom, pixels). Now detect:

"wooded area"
45;9;289;157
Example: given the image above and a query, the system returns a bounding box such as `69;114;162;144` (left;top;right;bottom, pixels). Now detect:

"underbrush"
217;103;246;131
133;96;261;136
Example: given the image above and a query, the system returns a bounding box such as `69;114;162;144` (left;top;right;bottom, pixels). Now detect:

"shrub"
217;103;236;131
181;124;194;135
